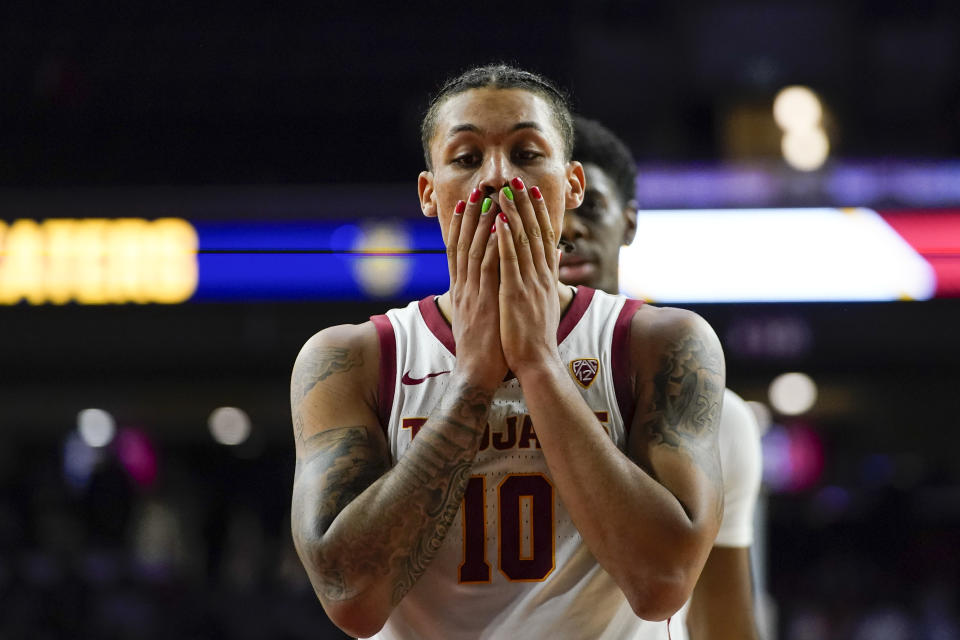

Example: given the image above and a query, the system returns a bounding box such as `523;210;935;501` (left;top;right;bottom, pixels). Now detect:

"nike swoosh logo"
401;370;451;385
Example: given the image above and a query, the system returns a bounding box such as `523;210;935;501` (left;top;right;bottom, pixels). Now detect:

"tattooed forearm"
292;379;493;608
292;426;389;601
295;427;388;533
391;459;472;604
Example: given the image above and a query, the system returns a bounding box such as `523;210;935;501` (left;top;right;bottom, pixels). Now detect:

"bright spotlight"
773;85;829;172
773;86;822;132
208;407;251;446
77;408;116;448
353;224;412;298
781;128;830;172
768;372;818;416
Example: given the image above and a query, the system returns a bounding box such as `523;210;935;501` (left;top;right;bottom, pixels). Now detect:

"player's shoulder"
292;321;381;388
628;304;722;362
298;321;379;356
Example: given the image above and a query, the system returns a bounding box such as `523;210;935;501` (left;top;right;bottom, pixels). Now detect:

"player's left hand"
495;177;563;376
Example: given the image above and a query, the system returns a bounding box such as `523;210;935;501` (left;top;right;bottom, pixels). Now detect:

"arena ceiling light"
77;408;117;448
774;85;830;171
768;372;818;416
208;407;252;446
781;128;830;172
773;86;822;132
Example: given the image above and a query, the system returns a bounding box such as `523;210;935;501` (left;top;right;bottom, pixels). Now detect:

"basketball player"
290;64;725;640
559;116;763;640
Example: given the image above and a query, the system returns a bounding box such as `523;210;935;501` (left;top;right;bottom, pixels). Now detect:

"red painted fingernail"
491;223;497;233
455;200;466;214
469;188;482;203
498;213;507;222
530;186;542;199
511;177;525;191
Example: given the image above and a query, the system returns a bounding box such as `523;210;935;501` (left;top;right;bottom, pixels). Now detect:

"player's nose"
477;150;511;197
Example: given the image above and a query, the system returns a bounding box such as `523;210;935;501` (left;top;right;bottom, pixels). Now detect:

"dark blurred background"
2;1;960;639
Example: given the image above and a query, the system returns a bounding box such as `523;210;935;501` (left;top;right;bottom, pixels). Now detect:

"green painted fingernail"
503;186;514;201
481;197;492;213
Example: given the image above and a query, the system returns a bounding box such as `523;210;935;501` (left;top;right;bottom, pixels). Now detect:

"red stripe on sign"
880;210;960;297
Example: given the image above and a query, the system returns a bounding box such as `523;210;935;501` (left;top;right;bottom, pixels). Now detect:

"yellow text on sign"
0;218;198;305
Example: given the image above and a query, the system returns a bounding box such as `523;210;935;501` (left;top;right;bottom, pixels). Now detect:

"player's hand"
446;186;509;389
495;177;563;376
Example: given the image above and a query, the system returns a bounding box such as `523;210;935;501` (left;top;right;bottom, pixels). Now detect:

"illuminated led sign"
1;209;955;305
618;208;937;302
0;218;197;305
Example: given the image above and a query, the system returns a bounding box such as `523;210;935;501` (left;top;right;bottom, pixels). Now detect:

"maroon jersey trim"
417;286;597;357
370;314;396;439
611;299;645;438
557;286;595;344
418;296;457;355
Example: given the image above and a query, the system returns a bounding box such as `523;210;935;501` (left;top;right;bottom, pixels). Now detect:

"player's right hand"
446;186;508;389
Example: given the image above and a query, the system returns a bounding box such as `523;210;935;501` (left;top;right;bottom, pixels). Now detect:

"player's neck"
604;278;620;296
435;284;576;327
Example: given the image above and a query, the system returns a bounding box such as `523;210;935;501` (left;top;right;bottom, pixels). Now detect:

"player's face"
559;163;636;295
419;87;584;246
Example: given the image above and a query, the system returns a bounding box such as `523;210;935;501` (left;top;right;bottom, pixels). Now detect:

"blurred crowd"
769;490;960;640
0;441;347;640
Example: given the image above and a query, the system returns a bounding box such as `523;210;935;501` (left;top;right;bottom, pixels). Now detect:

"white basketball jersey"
367;287;681;640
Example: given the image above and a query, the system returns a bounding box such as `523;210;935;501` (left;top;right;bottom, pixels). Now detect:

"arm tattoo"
291;381;493;607
291;345;364;443
640;331;723;485
292;426;389;600
390;458;472;604
295;427;388;532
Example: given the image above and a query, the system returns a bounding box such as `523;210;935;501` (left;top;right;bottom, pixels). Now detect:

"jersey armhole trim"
611;299;644;438
370;314;396;440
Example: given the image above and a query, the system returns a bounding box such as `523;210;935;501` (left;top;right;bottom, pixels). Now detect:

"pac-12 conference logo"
569;358;599;389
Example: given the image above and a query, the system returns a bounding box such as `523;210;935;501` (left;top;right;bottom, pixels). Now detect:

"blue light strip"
191;220;448;301
635;160;960;209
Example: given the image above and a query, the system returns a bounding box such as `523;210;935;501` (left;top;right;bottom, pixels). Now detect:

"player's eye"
513;149;543;163
451;153;480;168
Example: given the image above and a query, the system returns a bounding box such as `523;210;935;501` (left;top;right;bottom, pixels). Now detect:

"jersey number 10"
459;473;555;583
